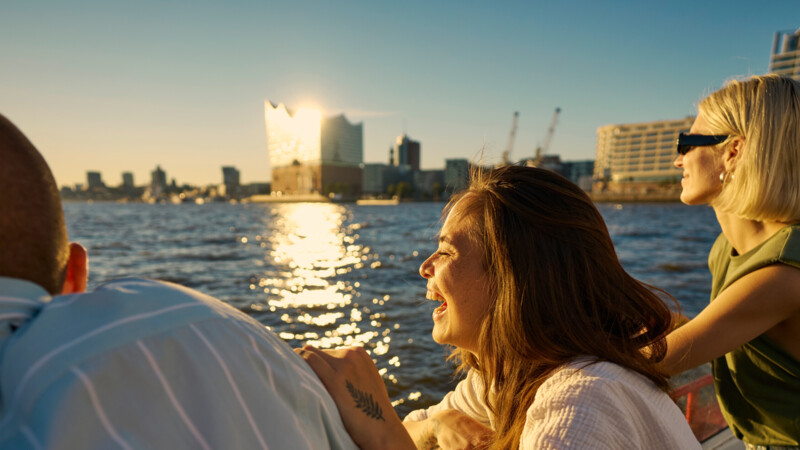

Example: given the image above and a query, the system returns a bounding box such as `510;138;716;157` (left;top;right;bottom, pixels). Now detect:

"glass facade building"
265;101;363;195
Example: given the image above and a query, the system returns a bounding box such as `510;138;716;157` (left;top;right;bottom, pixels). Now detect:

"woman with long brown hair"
299;165;698;449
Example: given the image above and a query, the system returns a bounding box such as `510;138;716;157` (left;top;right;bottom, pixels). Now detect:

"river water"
63;201;720;416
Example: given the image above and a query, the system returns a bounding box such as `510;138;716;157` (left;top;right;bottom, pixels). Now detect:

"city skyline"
2;1;799;186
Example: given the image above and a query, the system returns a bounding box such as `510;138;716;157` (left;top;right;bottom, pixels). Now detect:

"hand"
295;345;415;450
428;409;494;450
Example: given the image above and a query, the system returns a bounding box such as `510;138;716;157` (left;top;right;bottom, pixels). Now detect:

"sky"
2;1;799;187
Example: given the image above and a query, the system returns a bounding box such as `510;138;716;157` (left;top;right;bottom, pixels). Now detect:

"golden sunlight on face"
674;112;726;205
419;199;492;354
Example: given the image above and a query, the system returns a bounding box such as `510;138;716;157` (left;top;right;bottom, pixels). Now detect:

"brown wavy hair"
445;165;675;449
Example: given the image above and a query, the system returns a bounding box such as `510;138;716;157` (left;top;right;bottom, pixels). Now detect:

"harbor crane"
534;107;561;162
501;111;519;165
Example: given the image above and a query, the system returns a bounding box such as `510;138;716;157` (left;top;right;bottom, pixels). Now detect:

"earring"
719;171;734;184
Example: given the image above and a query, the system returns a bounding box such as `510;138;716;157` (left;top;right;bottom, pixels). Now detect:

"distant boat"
356;198;399;205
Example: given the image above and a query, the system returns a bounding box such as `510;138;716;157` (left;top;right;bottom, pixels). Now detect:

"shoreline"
590;192;681;203
61;192;684;204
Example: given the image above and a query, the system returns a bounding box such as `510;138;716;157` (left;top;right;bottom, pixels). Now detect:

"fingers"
294;345;372;391
294;346;335;384
296;345;372;368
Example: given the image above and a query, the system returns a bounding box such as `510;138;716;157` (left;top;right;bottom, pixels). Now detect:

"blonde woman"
661;74;800;448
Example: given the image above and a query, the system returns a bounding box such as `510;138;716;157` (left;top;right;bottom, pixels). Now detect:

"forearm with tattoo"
345;380;385;421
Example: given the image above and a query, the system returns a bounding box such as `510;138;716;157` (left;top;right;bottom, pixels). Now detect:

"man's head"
0;114;86;295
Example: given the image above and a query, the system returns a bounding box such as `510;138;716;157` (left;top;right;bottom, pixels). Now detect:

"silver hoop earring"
719;172;726;184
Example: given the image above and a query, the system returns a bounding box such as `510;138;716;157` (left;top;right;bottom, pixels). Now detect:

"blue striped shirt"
0;277;357;449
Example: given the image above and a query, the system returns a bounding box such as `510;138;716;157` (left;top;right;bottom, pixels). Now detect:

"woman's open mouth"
427;290;448;317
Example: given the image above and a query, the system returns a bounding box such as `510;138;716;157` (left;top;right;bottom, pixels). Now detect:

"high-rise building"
265;101;363;195
770;28;800;80
86;171;104;189
151;166;167;196
594;117;692;193
394;134;420;171
122;172;134;189
222;166;240;197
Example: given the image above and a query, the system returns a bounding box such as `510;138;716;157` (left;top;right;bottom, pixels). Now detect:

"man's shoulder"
52;277;244;322
83;277;218;305
5;278;256;388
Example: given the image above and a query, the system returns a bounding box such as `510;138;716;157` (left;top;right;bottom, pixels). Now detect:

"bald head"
0;114;69;294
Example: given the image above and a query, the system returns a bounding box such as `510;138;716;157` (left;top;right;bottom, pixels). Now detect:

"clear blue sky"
1;0;798;186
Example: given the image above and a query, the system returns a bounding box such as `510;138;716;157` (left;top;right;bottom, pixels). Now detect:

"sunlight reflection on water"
257;203;390;353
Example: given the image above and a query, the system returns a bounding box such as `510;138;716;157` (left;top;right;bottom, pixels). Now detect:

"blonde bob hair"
700;74;800;222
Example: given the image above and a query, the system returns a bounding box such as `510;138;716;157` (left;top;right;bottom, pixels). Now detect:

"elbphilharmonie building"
265;101;363;195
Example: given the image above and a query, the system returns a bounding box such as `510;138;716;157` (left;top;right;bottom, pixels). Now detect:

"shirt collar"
0;276;51;343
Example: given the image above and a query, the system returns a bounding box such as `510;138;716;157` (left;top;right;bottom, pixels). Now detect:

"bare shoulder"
712;261;800;308
720;263;800;359
751;264;800;357
730;263;800;309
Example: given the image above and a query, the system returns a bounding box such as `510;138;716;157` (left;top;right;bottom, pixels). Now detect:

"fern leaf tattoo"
345;380;385;421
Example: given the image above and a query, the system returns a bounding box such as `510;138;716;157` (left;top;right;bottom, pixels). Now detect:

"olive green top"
708;225;800;446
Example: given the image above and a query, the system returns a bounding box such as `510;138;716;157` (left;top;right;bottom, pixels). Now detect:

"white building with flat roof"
594;117;693;191
770;28;800;81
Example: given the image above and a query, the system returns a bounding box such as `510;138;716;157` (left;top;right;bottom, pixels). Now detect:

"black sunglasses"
676;133;730;155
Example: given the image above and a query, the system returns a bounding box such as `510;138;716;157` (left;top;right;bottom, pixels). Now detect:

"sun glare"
293;108;322;152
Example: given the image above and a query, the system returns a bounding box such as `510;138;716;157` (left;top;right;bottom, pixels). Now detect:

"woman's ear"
61;242;88;294
724;137;744;172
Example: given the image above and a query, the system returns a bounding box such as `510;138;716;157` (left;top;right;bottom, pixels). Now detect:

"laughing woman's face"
419;198;492;354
